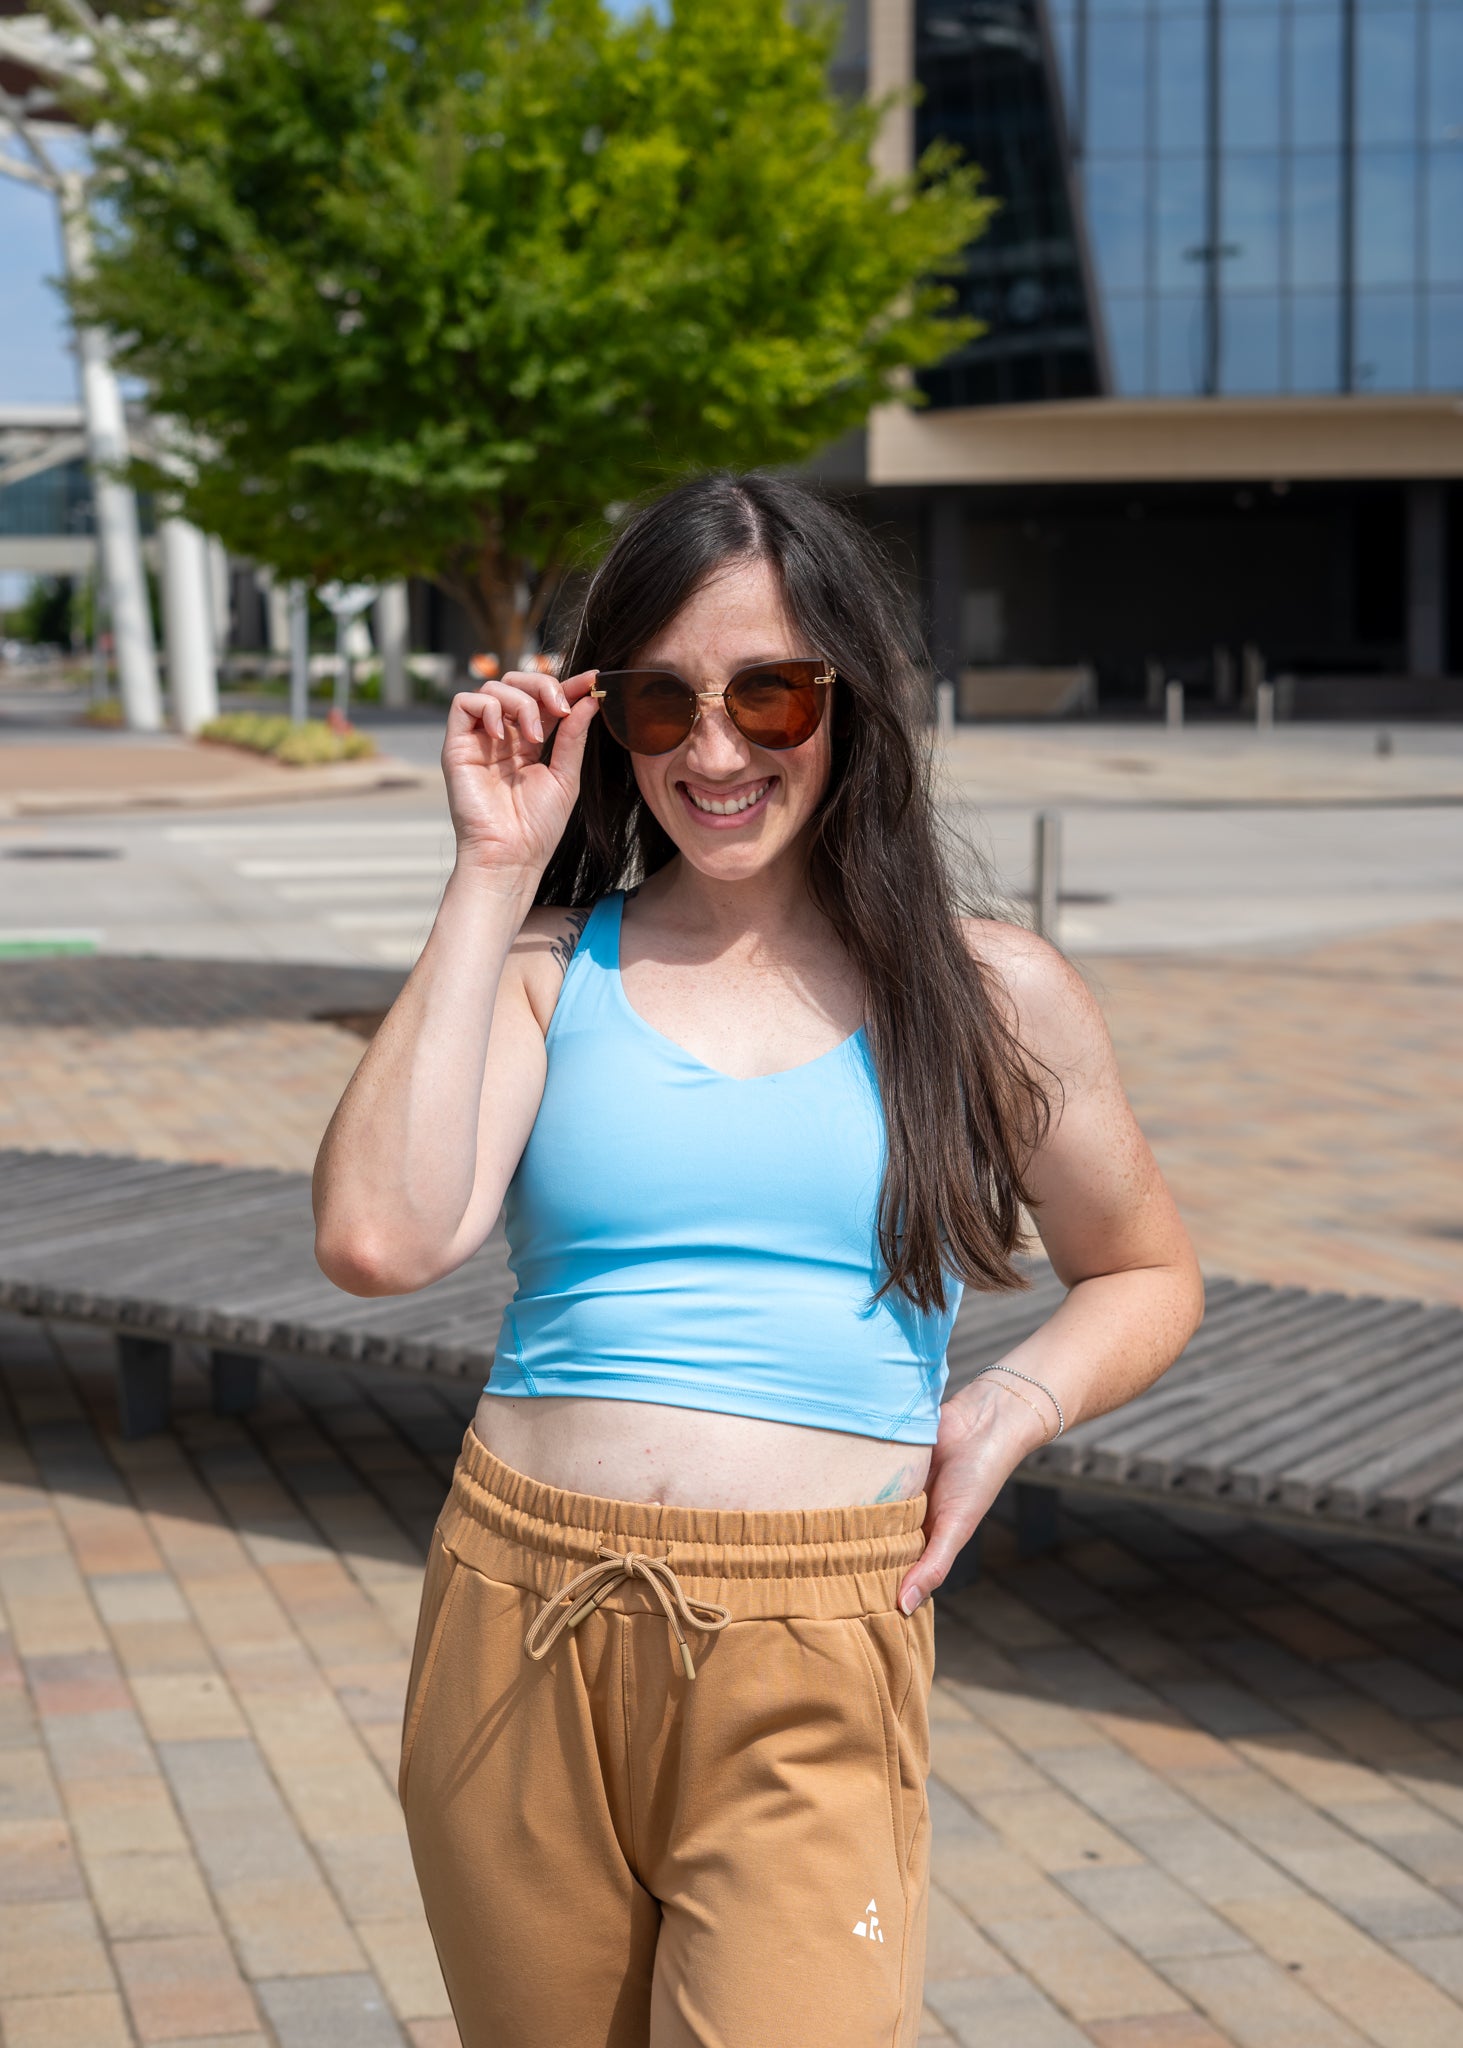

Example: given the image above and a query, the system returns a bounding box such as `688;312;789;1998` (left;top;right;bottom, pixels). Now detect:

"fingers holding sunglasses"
479;676;555;747
441;672;599;878
538;670;600;791
448;670;577;751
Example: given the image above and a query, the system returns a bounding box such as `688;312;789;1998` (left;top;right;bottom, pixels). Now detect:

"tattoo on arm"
548;909;590;978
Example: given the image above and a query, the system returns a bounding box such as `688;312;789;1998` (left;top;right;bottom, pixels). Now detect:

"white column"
159;515;219;732
262;572;290;657
868;0;915;184
374;580;410;708
60;172;163;733
207;538;232;658
288;582;310;723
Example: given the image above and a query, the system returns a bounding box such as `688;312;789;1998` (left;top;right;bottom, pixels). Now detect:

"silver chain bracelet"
973;1364;1065;1440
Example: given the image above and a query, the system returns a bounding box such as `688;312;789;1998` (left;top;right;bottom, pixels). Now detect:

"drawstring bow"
524;1546;731;1681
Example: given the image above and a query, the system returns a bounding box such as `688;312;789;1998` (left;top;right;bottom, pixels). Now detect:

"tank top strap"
545;890;624;1040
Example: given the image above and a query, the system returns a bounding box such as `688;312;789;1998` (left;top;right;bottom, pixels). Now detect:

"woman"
313;473;1203;2048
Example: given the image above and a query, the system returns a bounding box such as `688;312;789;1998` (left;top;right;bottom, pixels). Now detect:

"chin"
671;833;793;882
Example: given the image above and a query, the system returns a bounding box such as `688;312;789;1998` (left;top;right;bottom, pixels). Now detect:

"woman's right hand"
441;667;599;882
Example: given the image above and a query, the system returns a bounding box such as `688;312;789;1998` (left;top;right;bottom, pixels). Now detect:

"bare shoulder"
511;903;595;1035
960;915;1112;1086
515;903;593;970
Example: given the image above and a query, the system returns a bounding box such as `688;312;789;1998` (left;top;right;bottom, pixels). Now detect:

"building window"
915;0;1460;404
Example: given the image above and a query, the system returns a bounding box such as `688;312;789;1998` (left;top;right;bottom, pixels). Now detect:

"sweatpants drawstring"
524;1547;732;1680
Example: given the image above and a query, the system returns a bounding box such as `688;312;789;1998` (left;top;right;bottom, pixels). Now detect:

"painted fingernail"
900;1589;922;1615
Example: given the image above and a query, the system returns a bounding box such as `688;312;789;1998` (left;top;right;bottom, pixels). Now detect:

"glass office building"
917;0;1463;407
827;0;1463;703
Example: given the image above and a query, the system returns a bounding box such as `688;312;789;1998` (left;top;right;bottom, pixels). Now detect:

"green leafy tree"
62;0;988;661
12;575;76;648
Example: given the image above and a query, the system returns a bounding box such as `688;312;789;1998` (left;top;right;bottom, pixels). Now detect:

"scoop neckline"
608;890;866;1085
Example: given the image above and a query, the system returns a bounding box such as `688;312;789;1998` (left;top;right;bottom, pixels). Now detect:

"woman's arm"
897;923;1204;1612
312;667;598;1296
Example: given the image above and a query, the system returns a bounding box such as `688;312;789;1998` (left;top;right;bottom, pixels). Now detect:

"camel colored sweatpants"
399;1423;934;2048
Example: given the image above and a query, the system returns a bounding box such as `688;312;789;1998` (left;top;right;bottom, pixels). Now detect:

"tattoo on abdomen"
549;910;591;977
871;1461;919;1504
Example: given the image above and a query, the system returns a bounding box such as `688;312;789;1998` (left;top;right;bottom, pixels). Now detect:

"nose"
681;697;752;777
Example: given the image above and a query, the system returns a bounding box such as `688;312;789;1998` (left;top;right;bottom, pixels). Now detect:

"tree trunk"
443;517;564;674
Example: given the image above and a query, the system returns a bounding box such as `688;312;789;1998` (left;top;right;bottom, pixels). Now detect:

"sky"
0;174;76;405
0;178;76;605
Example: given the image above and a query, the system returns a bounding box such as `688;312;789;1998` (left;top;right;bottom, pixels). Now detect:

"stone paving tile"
1160;1950;1372;2047
0;1990;134;2048
86;1848;219;1941
0;1897;115;1998
112;1932;262;2040
254;1970;407;2047
1057;1865;1252;1963
1220;1892;1463;2048
925;1970;1094;2047
1085;2023;1233;2048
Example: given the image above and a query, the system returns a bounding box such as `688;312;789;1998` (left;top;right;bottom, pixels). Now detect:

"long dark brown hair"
539;471;1051;1311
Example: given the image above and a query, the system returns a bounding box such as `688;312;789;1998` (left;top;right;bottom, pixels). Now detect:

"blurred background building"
830;0;1463;715
3;0;1460;715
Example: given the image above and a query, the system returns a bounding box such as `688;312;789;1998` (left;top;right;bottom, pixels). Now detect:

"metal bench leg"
942;1526;982;1593
116;1334;173;1438
1015;1481;1061;1559
210;1348;262;1416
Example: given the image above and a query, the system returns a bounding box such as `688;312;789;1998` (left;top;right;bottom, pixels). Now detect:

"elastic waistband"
437;1422;927;1621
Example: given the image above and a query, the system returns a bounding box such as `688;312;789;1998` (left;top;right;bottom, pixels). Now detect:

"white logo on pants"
852;1898;885;1943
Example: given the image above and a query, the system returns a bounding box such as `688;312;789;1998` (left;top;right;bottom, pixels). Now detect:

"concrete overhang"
867;394;1463;488
0;536;158;572
0;403;84;429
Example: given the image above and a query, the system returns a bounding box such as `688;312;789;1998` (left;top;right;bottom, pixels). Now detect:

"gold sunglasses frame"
588;659;836;755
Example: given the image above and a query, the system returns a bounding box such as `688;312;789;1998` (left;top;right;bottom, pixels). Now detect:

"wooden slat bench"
5;1148;1463;1555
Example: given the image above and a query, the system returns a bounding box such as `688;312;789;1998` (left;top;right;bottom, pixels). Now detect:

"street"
4;714;1463;967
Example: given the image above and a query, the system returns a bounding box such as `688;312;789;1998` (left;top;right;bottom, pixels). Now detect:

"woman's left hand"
896;1379;1049;1614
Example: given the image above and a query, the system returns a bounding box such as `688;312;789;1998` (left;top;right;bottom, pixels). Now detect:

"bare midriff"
470;1391;932;1511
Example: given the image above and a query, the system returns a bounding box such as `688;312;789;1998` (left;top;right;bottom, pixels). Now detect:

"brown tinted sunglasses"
590;658;834;756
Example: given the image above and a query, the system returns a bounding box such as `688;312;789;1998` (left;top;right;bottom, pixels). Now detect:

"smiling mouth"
680;778;773;818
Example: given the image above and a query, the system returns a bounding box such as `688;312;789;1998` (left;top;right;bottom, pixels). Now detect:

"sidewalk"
938;724;1463;810
0;737;431;820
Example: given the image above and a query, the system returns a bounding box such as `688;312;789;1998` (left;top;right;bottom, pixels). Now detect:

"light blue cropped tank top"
483;891;962;1443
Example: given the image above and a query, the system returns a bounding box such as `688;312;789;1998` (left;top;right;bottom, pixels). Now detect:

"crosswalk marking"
235;855;450;880
166;813;453;964
271;877;445;903
327;909;441;931
165;819;448;842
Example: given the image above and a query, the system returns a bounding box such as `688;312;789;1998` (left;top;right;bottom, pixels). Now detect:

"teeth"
686;781;770;816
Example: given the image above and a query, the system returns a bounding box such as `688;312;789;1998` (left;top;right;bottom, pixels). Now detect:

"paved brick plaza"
1;920;1460;2044
3;924;1459;1306
8;1320;1463;2046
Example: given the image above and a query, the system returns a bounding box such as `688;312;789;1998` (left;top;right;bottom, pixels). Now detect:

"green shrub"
274;723;375;765
199;712;376;764
79;698;127;727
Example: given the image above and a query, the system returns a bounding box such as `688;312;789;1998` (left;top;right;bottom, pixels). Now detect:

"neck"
645;846;823;951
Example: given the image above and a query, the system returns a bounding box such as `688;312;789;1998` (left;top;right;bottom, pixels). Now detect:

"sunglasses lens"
727;663;828;750
597;673;696;754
